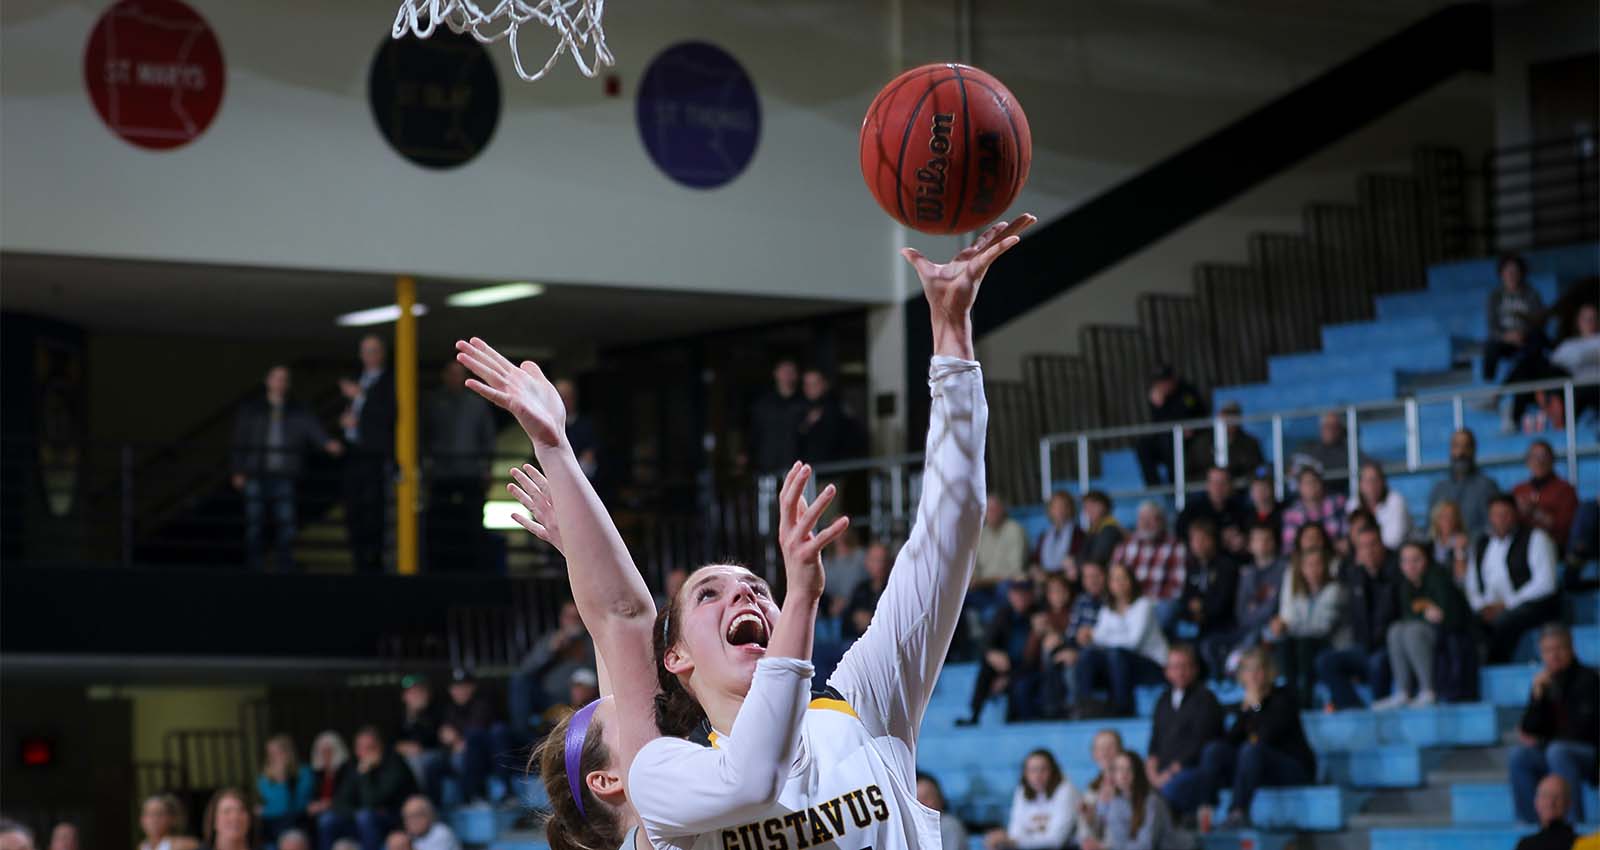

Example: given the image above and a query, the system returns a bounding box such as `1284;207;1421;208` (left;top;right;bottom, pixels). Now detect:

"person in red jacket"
1511;440;1578;552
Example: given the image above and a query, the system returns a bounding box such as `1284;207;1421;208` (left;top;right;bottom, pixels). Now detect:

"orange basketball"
859;63;1032;235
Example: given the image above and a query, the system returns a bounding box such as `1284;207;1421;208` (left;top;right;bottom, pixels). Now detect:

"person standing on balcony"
1429;429;1499;541
1194;401;1266;483
748;358;805;474
1136;366;1207;487
425;361;496;572
1483;254;1546;382
340;334;396;574
231;364;344;571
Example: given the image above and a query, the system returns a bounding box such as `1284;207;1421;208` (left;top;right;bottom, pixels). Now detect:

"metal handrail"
1037;375;1598;506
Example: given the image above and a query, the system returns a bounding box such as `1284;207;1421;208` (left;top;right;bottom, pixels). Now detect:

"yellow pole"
395;276;420;575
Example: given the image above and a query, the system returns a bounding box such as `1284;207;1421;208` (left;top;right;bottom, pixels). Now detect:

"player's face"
669;566;779;699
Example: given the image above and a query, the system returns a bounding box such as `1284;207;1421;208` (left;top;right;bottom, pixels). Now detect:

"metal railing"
753;453;925;579
1485;134;1600;252
1037;375;1599;508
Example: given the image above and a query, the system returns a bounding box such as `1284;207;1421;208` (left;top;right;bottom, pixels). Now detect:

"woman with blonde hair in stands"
139;794;200;850
1076;728;1126;837
258;733;312;843
1080;750;1171;850
1271;546;1345;709
306;730;350;819
1427;500;1470;585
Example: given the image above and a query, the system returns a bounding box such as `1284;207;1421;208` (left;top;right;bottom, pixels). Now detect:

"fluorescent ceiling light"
483;500;530;531
335;303;428;327
446;282;546;308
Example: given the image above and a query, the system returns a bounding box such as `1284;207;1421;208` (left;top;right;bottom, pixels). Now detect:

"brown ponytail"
533;709;624;850
653;604;708;738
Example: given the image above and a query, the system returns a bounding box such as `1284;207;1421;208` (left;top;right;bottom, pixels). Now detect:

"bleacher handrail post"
1404;397;1421;471
1076;436;1090;498
1212;415;1228;471
1565;382;1579;482
1171;426;1187;509
1271;415;1285;501
1038;437;1052;504
1344;405;1360;501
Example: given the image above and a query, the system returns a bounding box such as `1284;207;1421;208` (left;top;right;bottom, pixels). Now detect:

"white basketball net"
392;0;614;83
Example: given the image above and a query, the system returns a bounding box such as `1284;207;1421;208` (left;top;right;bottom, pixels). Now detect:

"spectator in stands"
1513;440;1578;552
1545;301;1600;421
1483;254;1546;381
1112;501;1186;629
431;669;506;804
1042;561;1107;717
749;357;803;473
139;794;199;850
340;334;397;573
391;795;460;850
425;361;496;571
1198;646;1317;829
842;540;891;640
46;824;75;850
1374;542;1470;709
0;820;32;850
797;368;858;464
509;601;595;736
1468;495;1561;663
278;830;311;850
1315;524;1398;710
1279;467;1347;555
307;731;351;820
1147;645;1225;819
1136;365;1207;486
1034;491;1084;579
1289;411;1370;494
1510;624;1600;824
199;788;253;850
1272;545;1343;709
961;579;1043;725
1080;492;1124;568
1074;563;1169;717
230;364;343;571
1196;401;1266;482
983;749;1081;850
553;378;599;484
825;528;867;619
394;675;441;788
1034;573;1075;661
1177;466;1249;541
1177;517;1239;667
1519;776;1578;850
976;493;1029;593
1080;750;1172;850
916;773;968;850
322;726;416;850
1245;475;1282;532
1077;730;1127;838
1429;500;1472;585
1429;429;1499;540
1224;523;1286;674
1349;462;1409;550
258;733;313;843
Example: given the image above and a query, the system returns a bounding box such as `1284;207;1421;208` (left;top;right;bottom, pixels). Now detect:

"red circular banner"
83;0;225;150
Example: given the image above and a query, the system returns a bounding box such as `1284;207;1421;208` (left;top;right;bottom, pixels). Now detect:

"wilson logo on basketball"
914;113;955;225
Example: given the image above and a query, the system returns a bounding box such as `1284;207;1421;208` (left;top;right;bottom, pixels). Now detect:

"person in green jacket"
1373;541;1470;710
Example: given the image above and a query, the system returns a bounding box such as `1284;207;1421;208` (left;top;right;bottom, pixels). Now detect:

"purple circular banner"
635;41;761;189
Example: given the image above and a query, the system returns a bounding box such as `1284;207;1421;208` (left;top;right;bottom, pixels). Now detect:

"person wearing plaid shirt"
1112;501;1188;635
1280;468;1349;554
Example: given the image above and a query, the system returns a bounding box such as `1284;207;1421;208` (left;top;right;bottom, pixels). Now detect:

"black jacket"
230;398;333;479
1179;553;1240;633
1227;686;1316;778
397;703;441;750
1150;380;1208;424
1149;685;1225;771
797;393;859;465
1520;662;1600;757
1176;495;1251;541
350;369;396;458
442;691;497;734
332;751;416;812
750;390;805;472
1514;821;1576;850
1340;558;1401;652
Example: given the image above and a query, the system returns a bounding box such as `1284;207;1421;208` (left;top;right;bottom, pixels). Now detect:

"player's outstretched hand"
900;214;1035;323
454;337;565;450
776;461;849;601
508;463;563;553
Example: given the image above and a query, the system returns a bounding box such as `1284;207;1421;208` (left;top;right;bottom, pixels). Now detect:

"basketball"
859;63;1032;235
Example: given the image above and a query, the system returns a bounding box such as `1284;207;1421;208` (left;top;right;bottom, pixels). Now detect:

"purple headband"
564;698;603;817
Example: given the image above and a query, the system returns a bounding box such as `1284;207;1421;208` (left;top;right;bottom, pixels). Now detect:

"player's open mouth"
726;610;770;649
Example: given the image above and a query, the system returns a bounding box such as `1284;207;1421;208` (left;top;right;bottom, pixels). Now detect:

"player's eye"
697;586;717;602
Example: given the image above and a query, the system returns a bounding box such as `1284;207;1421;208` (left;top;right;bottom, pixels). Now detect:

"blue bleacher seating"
1451;782;1600;826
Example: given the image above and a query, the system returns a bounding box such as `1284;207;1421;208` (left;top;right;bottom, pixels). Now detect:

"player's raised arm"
455;337;659;759
827;214;1035;744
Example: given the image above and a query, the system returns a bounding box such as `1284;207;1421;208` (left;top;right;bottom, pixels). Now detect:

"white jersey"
631;357;988;850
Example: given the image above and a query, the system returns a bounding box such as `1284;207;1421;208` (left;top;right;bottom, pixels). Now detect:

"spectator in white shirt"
387;796;461;850
1546;302;1600;420
1467;495;1561;663
984;749;1082;850
1073;563;1169;717
1348;462;1409;550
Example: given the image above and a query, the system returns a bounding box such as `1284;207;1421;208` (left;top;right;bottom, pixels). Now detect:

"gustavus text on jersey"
720;784;892;850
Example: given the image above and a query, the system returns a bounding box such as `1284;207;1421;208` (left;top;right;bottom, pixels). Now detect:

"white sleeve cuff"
928;355;980;385
756;656;815;678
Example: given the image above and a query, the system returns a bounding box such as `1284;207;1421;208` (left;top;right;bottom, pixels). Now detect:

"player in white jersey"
628;214;1034;850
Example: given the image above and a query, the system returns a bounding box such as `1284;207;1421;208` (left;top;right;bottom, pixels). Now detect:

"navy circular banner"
635;42;761;189
369;31;500;169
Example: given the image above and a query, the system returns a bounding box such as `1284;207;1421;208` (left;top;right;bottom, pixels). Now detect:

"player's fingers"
777;461;803;528
809;515;851;554
520;463;552;496
993;213;1036;244
900;248;935;275
455;339;505;375
797;483;836;533
470;337;518;374
508;470;543;506
507;480;538;511
512;512;554;545
972;219;1008;250
972;235;1022;274
463;378;510;408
